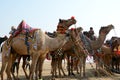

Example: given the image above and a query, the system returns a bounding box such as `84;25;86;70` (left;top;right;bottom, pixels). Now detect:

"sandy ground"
0;59;120;80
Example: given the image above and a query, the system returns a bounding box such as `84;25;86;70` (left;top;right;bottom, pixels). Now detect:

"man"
88;27;95;40
9;26;17;36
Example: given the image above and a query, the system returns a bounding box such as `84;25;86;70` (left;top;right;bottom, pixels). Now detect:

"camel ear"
59;19;62;23
4;35;7;38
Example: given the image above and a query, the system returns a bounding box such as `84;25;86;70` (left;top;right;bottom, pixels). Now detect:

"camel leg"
57;58;62;77
83;56;86;77
51;57;57;79
6;53;17;80
13;56;21;80
51;57;58;80
51;58;54;78
11;61;19;80
54;59;57;77
35;60;39;80
0;55;8;80
76;59;80;74
79;57;82;78
34;55;46;80
67;55;71;75
59;57;66;76
71;57;75;76
29;53;39;80
38;56;46;80
22;57;29;79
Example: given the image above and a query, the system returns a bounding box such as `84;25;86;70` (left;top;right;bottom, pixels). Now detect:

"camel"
1;17;76;80
49;27;83;79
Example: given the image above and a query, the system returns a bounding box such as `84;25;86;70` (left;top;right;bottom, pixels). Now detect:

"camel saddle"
10;20;39;55
13;20;38;37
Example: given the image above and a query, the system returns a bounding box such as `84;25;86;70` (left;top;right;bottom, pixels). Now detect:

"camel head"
99;24;114;35
56;16;76;34
67;27;83;41
4;35;8;40
67;27;85;57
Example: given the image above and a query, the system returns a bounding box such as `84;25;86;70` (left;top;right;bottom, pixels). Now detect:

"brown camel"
49;27;83;79
1;17;76;80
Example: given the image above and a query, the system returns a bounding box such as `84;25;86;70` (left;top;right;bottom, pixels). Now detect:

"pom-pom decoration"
71;28;75;31
71;16;75;19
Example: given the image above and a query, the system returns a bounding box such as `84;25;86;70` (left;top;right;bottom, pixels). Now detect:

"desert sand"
0;59;120;80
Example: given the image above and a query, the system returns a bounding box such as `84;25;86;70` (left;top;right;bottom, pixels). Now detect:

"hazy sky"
0;0;120;40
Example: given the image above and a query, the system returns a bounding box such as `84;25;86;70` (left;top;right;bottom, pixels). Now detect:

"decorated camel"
50;27;83;79
0;17;76;80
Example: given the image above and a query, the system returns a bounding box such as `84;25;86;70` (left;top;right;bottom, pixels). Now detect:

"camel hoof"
77;72;80;74
55;75;58;78
64;74;67;76
51;77;55;80
71;73;75;76
94;71;98;76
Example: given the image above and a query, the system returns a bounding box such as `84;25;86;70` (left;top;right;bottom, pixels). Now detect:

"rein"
113;28;117;36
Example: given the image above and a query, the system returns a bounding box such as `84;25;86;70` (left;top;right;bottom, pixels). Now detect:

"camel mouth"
73;20;77;24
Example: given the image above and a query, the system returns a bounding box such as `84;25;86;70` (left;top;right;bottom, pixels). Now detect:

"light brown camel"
1;17;76;80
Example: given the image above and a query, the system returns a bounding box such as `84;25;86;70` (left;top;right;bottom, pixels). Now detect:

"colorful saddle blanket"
14;20;38;37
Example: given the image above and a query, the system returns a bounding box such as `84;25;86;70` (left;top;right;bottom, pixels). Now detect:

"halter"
56;24;68;34
113;28;117;36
